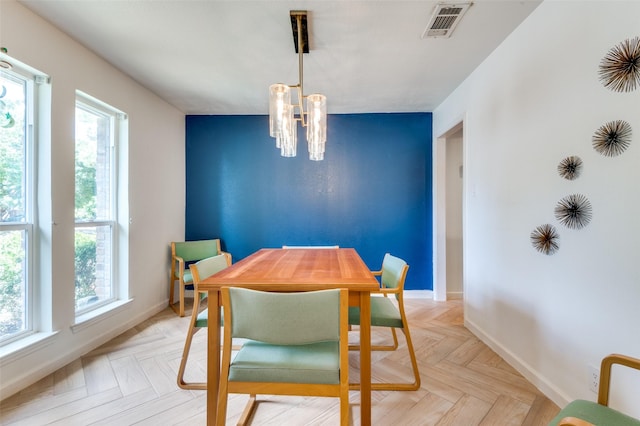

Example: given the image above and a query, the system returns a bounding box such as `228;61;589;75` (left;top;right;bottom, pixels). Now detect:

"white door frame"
433;120;464;301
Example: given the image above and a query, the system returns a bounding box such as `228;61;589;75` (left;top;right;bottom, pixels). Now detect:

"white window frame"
73;93;122;317
0;63;40;347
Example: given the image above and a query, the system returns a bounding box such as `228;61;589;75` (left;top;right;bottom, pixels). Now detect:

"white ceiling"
18;0;541;115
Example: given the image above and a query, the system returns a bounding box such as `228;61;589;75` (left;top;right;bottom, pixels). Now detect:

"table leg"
359;291;372;425
207;290;221;425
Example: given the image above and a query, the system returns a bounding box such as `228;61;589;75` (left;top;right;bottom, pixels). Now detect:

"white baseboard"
464;317;570;408
447;291;463;300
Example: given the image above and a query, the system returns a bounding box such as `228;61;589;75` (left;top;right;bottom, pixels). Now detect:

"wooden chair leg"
169;274;176;308
339;390;349;425
217;337;233;425
177;328;207;390
237;394;258;426
369;327;400;351
402;325;421;391
178;282;185;317
349;325;420;391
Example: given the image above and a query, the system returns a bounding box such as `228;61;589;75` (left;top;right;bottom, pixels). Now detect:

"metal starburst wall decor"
592;120;632;157
530;224;560;255
557;156;583;180
599;36;640;92
554;194;593;230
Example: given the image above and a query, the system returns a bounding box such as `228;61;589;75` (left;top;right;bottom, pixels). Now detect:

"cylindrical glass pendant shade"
280;103;297;157
269;84;291;140
306;94;327;161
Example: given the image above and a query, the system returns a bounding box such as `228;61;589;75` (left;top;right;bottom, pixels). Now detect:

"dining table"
198;247;380;425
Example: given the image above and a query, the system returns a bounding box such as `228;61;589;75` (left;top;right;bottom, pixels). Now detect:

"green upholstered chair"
549;354;640;426
169;239;231;317
217;287;350;425
348;253;420;391
176;254;231;390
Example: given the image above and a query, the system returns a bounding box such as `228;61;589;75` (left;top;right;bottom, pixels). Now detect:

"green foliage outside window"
1;73;27;340
75;162;96;221
74;105;106;309
0;231;24;336
75;230;97;307
0;79;24;222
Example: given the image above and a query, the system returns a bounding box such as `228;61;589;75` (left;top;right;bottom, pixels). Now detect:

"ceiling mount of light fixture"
290;11;309;54
269;10;327;161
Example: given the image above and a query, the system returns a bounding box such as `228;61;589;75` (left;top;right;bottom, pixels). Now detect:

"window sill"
71;298;134;334
0;331;60;366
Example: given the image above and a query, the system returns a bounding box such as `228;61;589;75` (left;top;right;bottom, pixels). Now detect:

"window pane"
75;226;112;311
1;66;30;343
75;96;118;316
75;106;111;222
0;230;27;339
1;72;27;223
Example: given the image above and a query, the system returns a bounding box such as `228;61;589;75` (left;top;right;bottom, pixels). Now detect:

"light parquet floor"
0;298;560;425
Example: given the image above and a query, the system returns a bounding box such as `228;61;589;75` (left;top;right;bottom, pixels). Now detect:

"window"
0;65;35;344
74;94;123;315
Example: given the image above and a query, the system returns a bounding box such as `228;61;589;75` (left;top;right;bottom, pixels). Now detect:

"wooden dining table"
198;247;380;425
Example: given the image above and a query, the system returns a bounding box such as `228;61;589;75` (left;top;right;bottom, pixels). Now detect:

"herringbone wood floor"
0;298;560;425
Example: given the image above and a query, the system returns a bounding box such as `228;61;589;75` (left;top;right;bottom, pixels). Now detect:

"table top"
198;248;379;292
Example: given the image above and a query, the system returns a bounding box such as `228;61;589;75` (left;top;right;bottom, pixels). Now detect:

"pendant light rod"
291;10;307;127
298;12;303;104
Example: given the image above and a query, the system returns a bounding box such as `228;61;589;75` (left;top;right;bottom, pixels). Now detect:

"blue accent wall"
185;113;433;290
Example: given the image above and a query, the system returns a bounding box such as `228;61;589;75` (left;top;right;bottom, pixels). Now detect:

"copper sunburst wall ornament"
557;156;583;180
530;224;560;255
592;120;632;157
599;36;640;92
554;194;593;230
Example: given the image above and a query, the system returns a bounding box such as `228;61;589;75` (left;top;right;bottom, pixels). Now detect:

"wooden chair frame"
176;254;231;390
558;418;596;426
349;254;421;391
217;288;350;426
169;239;231;317
555;353;640;426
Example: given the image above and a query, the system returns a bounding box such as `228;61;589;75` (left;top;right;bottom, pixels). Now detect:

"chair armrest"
371;269;382;276
375;287;401;296
598;353;640;406
558;417;595;426
173;255;185;276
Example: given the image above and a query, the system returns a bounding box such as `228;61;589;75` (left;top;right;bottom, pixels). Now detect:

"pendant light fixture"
269;10;327;161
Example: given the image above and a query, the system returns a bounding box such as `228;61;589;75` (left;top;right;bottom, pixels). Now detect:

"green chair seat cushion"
195;308;208;328
348;297;403;328
176;269;193;284
228;340;340;384
548;400;640;426
194;308;226;327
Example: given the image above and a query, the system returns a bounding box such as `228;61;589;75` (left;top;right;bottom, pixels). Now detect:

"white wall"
434;0;640;416
0;0;186;399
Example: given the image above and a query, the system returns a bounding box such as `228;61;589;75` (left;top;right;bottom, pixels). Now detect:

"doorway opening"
434;121;464;301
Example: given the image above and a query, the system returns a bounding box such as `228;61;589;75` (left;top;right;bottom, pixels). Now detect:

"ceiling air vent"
421;2;472;39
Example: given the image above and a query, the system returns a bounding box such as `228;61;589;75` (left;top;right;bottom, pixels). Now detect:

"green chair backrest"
175;239;220;262
192;254;229;282
227;287;341;345
380;253;408;290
